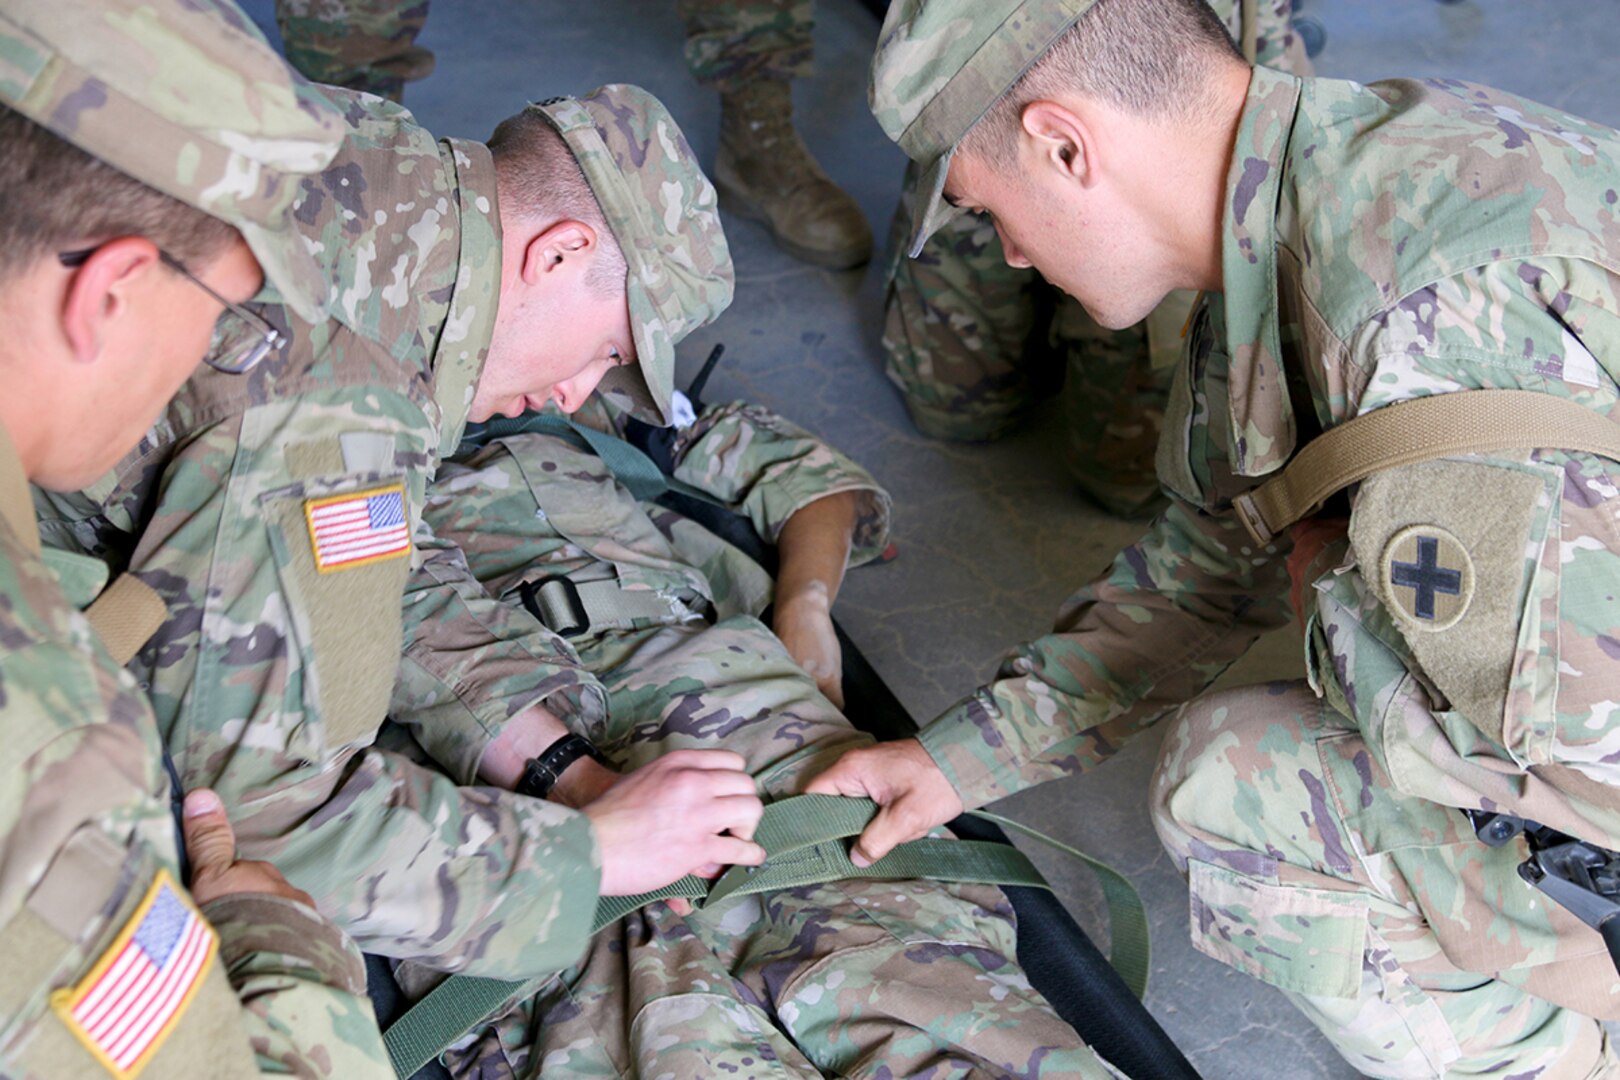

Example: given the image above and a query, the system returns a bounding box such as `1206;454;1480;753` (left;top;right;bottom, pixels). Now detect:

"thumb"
181;789;237;878
849;801;917;868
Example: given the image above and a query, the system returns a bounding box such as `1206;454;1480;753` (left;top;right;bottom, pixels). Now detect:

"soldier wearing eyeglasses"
0;0;400;1077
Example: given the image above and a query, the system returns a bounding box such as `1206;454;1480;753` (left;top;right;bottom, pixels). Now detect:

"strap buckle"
519;574;590;638
1231;491;1276;546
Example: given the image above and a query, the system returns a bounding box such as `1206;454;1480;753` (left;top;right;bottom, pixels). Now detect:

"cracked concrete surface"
236;1;1620;1075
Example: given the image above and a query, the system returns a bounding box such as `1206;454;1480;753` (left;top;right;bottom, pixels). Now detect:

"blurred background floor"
237;1;1620;1075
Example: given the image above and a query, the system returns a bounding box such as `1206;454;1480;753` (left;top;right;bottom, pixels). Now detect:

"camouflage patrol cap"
871;0;1097;257
0;0;344;322
532;84;734;427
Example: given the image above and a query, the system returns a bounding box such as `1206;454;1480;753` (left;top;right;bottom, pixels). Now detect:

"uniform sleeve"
0;636;394;1079
203;894;396;1077
918;495;1295;810
393;511;609;784
223;744;601;979
668;400;893;566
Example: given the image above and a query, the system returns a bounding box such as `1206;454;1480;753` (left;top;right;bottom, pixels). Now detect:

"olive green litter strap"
383;795;1146;1078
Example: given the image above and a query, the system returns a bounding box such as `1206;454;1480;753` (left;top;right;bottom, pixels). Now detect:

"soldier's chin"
1069;289;1160;333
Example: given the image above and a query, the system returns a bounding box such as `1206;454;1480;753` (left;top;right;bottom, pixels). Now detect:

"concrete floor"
240;1;1620;1076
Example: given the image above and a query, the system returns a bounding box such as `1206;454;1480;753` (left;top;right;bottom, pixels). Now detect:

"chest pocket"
0;831;259;1079
261;433;416;751
504;438;712;608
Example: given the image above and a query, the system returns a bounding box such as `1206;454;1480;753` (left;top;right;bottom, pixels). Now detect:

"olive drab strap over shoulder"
1232;390;1620;545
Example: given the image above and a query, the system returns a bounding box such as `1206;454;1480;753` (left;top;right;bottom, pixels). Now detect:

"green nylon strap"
465;412;716;506
383;795;1147;1078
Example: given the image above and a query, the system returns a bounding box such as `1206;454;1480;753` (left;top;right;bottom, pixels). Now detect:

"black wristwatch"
515;733;607;800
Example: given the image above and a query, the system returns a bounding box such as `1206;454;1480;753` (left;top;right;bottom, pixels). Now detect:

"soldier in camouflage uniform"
814;0;1620;1075
273;0;873;268
882;0;1312;517
421;389;1107;1076
34;83;774;981
0;1;393;1076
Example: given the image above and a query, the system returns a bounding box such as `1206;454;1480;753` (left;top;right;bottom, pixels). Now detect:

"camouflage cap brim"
870;0;1096;255
905;146;963;257
0;0;343;322
534;85;733;427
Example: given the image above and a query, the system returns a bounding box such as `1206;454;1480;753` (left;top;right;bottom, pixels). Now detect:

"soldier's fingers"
180;789;238;878
703;835;767;868
850;802;927;868
666;898;695;917
660;748;747;772
697;793;764;841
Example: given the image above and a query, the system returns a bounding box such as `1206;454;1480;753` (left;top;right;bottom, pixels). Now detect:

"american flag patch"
304;483;411;572
51;871;216;1078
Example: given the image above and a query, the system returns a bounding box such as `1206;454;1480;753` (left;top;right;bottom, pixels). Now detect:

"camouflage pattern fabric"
0;431;390;1079
33;83;739;984
892;63;1620;1073
417;398;1111;1079
680;0;813;93
274;0;433;103
880;0;1309;518
0;0;347;322
1151;683;1615;1077
271;0;813;101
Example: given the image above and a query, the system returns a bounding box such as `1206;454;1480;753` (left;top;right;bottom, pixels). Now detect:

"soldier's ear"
521;220;599;284
61;237;162;364
1020;101;1090;187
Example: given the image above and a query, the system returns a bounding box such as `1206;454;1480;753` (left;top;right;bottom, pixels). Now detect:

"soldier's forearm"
774;490;859;613
477;701;571;787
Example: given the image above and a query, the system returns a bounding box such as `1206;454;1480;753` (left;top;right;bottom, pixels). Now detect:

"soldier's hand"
773;587;844;708
183;789;317;908
804;739;963;866
582;750;766;898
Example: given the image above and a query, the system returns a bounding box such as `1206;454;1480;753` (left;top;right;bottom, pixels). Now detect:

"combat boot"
716;78;873;270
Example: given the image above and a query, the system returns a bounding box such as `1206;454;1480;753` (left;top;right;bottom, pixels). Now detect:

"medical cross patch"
1381;524;1475;631
50;871;216;1078
304;483;411;572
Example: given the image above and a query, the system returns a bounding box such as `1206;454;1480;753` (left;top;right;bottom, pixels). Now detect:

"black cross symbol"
1390;536;1463;620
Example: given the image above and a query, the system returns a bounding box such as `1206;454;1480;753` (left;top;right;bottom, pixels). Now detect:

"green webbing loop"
463;413;715;506
383;794;1146;1078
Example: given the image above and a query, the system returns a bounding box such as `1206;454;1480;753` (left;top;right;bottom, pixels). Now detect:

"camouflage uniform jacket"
433;395;892;626
923;67;1620;849
34;90;606;978
0;429;390;1079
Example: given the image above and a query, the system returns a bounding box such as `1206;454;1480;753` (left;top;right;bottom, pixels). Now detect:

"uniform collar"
430;137;504;460
1219;65;1303;478
0;422;41;558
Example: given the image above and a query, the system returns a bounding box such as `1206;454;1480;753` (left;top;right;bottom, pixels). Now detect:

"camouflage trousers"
274;0;433;102
445;616;1111;1079
1150;681;1620;1079
880;182;1182;519
272;0;812;102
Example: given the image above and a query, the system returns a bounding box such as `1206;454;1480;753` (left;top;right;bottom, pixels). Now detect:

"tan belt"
84;574;167;666
1232;390;1620;545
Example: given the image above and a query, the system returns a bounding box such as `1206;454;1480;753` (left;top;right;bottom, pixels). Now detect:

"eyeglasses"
58;245;287;374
